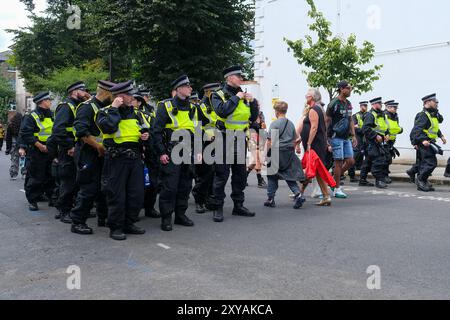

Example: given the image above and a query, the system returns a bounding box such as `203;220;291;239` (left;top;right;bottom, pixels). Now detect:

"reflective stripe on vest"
423;111;440;140
90;103;103;143
356;113;364;128
199;103;217;138
216;90;250;131
385;114;402;141
372;111;388;136
31;112;53;143
102;108;149;144
164;101;195;133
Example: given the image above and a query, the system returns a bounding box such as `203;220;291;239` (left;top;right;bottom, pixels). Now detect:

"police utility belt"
106;147;140;159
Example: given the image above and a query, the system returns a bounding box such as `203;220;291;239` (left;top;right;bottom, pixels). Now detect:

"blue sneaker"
334;188;348;199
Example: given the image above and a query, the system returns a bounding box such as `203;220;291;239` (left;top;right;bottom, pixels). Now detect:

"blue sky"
0;0;47;51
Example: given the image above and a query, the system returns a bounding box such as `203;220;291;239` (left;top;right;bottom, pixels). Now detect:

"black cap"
67;81;86;94
171;75;190;90
202;83;221;92
337;80;350;90
359;101;369;106
370;97;383;105
384;100;395;106
223;65;243;78
110;81;137;96
387;102;399;108
422;93;437;102
98;80;116;92
139;90;150;97
33;92;52;104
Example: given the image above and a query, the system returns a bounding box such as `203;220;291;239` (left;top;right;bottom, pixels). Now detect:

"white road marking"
20;189;25;193
157;243;171;250
364;190;450;203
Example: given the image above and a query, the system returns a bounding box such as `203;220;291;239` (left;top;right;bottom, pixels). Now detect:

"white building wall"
253;0;450;161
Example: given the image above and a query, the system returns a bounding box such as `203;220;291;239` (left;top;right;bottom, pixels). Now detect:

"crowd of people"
3;66;449;241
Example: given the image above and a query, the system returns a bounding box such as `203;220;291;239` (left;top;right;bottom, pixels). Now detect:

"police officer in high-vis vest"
153;75;197;232
19;92;55;211
410;94;447;192
348;101;368;183
192;83;221;214
70;80;115;235
52;81;90;223
96;81;150;240
384;101;403;184
210;66;259;223
362;97;391;189
132;92;161;219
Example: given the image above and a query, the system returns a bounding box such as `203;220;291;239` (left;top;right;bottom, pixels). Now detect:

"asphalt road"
0;151;449;300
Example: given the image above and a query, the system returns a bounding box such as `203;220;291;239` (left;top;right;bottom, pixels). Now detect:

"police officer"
210;65;259;222
349;101;368;183
362;97;391;189
96;81;149;240
138;90;157;117
132;92;161;219
153;75;197;232
192;83;221;214
52;81;90;223
410;94;447;192
384;101;403;184
70;80;115;235
19;92;55;211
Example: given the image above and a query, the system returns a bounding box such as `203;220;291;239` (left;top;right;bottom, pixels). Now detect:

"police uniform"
52;81;86;223
70;80;115;235
153;75;196;232
210;66;259;222
192;83;220;213
384;102;403;184
410;94;443;192
96;81;148;240
133;92;161;219
362;97;391;189
19;92;55;211
348;101;368;182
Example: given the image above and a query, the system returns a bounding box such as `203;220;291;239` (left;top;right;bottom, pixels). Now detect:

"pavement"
0;151;449;300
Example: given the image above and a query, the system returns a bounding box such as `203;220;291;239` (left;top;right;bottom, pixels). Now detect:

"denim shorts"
331;138;354;160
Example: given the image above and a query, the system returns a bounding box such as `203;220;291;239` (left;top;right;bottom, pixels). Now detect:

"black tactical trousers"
192;161;214;205
366;143;390;181
103;153;144;231
349;137;365;178
445;157;450;176
25;146;55;203
57;149;78;214
159;161;193;218
144;165;160;213
71;144;107;225
417;145;437;182
211;135;247;209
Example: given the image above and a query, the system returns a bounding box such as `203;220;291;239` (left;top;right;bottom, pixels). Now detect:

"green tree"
0;76;15;123
285;0;382;100
11;0;254;100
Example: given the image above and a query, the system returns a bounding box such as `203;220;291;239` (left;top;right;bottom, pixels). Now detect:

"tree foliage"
10;0;254;99
285;0;382;100
0;76;15;123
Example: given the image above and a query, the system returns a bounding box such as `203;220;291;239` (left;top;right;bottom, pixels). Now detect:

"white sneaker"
334;188;348;199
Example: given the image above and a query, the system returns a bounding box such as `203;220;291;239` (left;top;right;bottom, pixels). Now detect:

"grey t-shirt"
268;118;296;149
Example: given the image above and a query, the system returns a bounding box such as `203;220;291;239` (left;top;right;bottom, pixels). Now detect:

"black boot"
29;202;39;211
71;223;93;235
213;207;224;223
385;176;392;184
257;175;267;189
60;212;72;224
232;203;255;217
54;212;61;220
417;179;431;192
375;180;388;189
264;198;276;208
161;215;173;231
445;165;450;178
174;214;194;227
123;224;146;235
195;203;206;214
359;179;375;187
349;176;359;183
145;208;161;218
110;229;127;241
